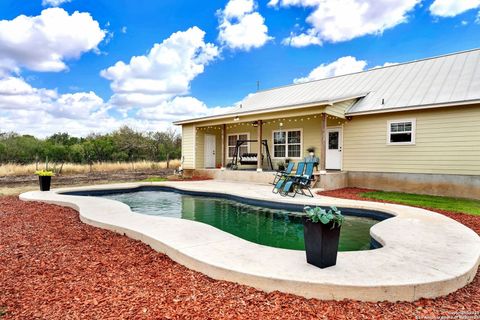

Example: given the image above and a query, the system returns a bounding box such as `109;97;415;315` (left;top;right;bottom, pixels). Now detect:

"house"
173;49;480;199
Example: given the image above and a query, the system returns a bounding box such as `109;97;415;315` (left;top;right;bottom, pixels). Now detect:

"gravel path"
0;196;478;319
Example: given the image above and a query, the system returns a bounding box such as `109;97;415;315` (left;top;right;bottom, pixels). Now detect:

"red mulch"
0;196;478;319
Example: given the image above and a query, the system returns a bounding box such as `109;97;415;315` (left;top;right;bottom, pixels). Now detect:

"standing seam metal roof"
231;48;480;116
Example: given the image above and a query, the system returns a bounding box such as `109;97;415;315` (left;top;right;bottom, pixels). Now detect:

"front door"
204;134;216;168
326;127;342;170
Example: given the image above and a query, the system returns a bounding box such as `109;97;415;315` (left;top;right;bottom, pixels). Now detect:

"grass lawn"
360;191;480;216
141;177;168;182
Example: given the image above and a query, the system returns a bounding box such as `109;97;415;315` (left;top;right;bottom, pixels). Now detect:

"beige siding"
343;105;480;175
183;102;349;169
325;99;356;119
225;114;335;169
181;125;195;169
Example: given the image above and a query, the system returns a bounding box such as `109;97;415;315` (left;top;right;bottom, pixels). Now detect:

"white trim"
173;95;366;125
326;126;343;171
193;125;197;169
226;132;250;159
387;119;416;145
271;128;303;160
346;99;480;116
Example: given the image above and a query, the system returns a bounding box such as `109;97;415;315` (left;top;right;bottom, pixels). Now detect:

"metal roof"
174;48;480;124
241;48;480;116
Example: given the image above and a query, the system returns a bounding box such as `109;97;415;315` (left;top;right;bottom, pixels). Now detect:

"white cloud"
371;62;398;69
100;27;235;127
0;76;118;136
0;25;234;137
136;96;234;121
0;8;106;75
42;0;71;7
282;29;322;47
0;76;232;137
121;26;128;34
101;26;218;109
294;56;367;83
269;0;420;46
217;0;273;51
430;0;480;17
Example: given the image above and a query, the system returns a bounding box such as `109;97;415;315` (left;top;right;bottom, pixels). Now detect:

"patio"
19;180;480;302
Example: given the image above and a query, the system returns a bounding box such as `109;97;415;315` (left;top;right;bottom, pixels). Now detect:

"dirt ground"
0;169;174;196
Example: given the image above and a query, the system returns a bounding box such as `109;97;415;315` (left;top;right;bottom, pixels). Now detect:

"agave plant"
304;206;344;229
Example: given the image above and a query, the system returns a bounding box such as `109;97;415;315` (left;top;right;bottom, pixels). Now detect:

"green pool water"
102;191;378;251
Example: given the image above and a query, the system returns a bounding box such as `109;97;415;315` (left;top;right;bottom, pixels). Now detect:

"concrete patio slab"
19;180;480;302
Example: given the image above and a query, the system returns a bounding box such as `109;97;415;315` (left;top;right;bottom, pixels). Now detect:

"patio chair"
280;162;315;197
272;162;305;194
272;161;295;185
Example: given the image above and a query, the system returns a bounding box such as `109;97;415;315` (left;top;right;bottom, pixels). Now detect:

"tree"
148;128;181;168
47;132;79;146
0;127;182;167
112;126;148;163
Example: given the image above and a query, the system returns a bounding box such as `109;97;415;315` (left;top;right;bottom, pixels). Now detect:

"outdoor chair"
280;162;315;197
272;161;295;185
272;162;305;194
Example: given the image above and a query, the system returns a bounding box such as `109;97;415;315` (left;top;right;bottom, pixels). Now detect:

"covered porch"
189;104;349;189
194;110;346;172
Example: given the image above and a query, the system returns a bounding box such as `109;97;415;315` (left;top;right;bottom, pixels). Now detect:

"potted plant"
302;206;344;268
277;161;285;171
307;147;315;156
35;170;55;191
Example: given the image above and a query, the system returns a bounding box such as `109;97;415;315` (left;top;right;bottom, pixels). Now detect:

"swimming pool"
82;189;382;251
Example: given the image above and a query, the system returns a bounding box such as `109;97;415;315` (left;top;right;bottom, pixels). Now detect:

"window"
328;131;339;150
388;119;416;144
273;129;302;158
227;133;249;158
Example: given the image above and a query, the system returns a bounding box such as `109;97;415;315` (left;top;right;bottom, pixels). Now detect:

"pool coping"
20;181;480;302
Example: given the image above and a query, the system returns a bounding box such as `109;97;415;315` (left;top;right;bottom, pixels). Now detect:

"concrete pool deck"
20;181;480;302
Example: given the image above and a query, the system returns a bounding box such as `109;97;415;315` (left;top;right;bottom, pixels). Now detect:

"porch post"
257;120;263;172
221;123;226;169
320;113;327;173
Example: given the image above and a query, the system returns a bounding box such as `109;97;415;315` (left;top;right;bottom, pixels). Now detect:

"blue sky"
0;0;479;136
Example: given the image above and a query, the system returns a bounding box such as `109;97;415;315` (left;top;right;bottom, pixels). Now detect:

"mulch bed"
0;196;478;319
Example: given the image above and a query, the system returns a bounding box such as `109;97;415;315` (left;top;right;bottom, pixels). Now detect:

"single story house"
174;49;480;199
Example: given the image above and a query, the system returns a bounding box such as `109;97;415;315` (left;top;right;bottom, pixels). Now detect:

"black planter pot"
38;176;52;191
302;217;341;268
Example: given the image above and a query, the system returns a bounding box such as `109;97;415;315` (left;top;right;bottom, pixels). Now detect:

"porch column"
320;113;327;173
221;123;226;169
257;120;263;172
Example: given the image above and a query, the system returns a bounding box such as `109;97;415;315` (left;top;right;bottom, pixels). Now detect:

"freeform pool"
97;190;379;251
21;181;480;302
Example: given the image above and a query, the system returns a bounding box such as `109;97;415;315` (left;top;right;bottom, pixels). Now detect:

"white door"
326;127;342;170
204;134;216;168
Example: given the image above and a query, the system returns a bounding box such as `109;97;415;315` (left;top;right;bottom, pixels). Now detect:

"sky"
0;0;479;137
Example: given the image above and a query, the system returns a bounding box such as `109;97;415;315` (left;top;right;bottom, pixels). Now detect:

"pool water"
102;191;378;251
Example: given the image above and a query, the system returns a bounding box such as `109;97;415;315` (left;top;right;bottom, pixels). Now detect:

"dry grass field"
0;160;181;177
